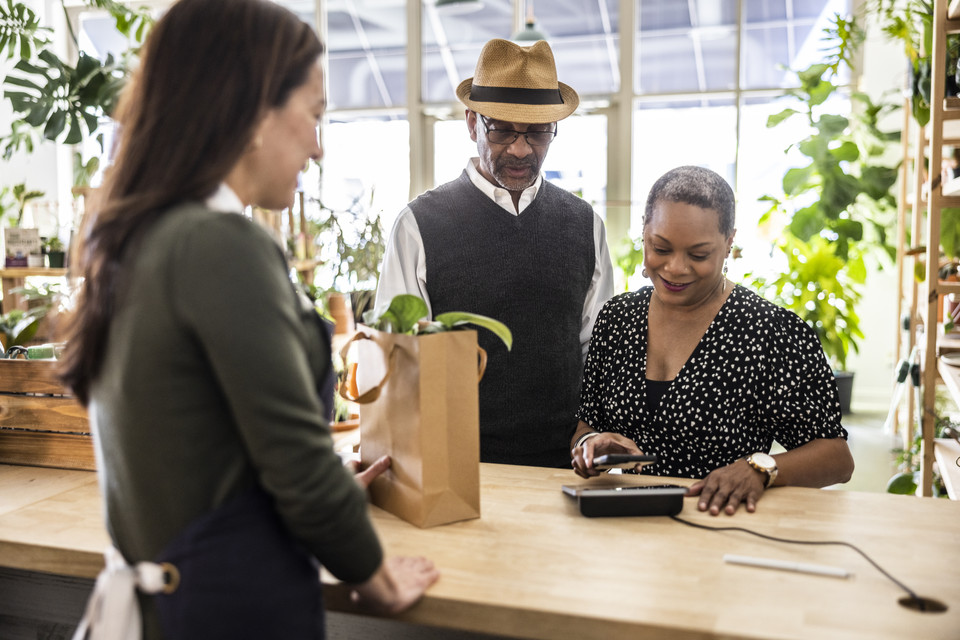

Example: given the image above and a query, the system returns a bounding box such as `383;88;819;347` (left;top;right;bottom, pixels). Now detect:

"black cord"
669;515;926;610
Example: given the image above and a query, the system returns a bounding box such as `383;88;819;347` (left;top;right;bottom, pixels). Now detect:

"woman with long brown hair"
62;1;436;637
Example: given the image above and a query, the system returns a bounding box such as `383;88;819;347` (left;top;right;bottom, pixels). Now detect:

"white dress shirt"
376;158;615;357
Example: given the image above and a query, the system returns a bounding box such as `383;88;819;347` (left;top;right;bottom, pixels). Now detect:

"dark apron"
152;486;325;639
148;290;336;639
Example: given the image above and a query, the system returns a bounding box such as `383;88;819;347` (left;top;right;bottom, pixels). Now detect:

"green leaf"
4;75;42;91
782;165;814;196
788;205;822;241
859;165;898;200
63;111;83;144
941;208;960;259
886;472;917;495
435;312;513;351
43;109;66;140
376;294;428;334
766;108;799;127
815;114;849;137
828;140;859;162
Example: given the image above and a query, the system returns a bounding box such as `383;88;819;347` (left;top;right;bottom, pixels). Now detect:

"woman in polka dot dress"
570;166;854;516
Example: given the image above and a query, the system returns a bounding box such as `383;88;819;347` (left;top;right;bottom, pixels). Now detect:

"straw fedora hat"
456;38;579;124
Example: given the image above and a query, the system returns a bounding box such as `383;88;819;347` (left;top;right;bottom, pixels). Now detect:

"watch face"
751;453;775;470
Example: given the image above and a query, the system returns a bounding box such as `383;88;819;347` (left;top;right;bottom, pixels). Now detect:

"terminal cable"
669;515;925;610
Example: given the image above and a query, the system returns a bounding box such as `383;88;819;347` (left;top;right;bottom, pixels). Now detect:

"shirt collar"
205;183;245;213
466;158;542;215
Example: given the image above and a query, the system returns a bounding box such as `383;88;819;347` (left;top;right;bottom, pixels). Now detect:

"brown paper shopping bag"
339;326;485;528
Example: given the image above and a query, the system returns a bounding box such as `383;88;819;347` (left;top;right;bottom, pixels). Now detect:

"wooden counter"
2;463;959;639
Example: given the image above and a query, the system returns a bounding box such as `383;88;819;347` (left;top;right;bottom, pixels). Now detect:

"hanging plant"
0;0;49;60
0;0;154;160
4;49;124;151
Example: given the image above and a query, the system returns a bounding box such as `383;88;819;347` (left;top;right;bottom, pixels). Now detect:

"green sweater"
88;203;382;589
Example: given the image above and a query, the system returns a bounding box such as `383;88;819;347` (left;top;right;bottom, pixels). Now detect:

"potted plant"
750;15;900;412
44;236;65;268
307;189;385;326
0;308;42;355
0;0;151;160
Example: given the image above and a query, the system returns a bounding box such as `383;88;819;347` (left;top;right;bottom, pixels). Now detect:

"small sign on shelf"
3;228;42;268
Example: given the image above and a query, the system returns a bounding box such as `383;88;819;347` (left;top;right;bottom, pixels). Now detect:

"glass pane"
423;0;619;103
699;29;738;91
423;46;491;104
742;26;791;89
637;0;736;95
544;113;608;215
793;0;833;20
434;118;477;187
537;0;620;95
631;99;737;241
326;0;406;109
422;0;513;104
637;33;698;94
317;116;410;290
745;0;786;22
553;37;620;96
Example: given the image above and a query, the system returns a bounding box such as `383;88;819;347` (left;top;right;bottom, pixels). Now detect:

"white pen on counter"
723;554;852;579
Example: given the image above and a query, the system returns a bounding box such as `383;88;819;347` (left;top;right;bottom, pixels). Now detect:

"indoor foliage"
0;0;152;159
751;14;899;371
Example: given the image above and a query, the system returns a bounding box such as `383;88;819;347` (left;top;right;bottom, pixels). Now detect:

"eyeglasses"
479;115;557;147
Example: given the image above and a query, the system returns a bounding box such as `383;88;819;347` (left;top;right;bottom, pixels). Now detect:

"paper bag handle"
337;331;396;404
475;346;487;382
338;331;489;403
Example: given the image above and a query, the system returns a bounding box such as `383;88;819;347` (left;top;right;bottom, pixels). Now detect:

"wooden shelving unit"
906;0;960;497
0;267;69;313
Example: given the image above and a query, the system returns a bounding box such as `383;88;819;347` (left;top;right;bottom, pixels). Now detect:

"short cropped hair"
643;166;736;237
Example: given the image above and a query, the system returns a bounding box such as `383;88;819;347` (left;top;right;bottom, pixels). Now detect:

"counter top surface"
2;463;959;639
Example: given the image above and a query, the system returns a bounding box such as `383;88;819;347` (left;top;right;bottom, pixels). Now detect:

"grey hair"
643;166;736;237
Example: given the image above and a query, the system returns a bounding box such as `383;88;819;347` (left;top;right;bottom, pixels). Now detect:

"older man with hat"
376;38;614;468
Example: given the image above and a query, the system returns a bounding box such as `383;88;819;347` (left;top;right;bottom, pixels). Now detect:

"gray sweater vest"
411;171;594;467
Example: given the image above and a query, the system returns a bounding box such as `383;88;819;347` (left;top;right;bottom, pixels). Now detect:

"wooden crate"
0;360;93;470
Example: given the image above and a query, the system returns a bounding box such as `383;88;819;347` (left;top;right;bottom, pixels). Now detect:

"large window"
326;0;407;109
72;0;852;275
630;0;851;281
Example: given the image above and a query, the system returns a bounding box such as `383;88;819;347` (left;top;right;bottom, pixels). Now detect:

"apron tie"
72;546;179;640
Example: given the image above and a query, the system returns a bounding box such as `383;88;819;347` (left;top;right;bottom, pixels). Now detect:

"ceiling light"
511;18;548;42
511;1;547;42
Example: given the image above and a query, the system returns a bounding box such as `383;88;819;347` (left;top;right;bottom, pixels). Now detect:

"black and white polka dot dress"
577;285;847;479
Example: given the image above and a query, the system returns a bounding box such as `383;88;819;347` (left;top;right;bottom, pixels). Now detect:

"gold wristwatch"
746;452;778;488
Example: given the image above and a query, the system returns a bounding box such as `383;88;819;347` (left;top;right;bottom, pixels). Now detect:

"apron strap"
72;546;179;640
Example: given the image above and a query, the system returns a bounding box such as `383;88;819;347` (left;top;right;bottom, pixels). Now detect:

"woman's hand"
687;459;766;515
349;454;391;489
351;556;440;615
571;432;644;478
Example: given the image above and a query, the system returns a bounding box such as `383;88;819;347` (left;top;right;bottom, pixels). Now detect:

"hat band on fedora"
469;84;564;105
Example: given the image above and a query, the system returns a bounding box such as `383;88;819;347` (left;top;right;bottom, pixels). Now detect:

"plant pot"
327;292;354;334
834;370;854;416
47;251;65;268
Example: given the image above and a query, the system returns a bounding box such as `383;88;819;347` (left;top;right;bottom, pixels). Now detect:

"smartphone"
592;454;657;470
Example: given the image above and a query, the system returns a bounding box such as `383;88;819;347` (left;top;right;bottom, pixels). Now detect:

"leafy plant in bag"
363;294;512;351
